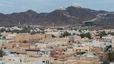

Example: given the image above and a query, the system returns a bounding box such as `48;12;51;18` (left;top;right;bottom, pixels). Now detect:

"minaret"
112;37;114;50
19;22;20;26
52;23;54;28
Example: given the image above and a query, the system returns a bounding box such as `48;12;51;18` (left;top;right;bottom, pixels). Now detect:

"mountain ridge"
0;6;110;26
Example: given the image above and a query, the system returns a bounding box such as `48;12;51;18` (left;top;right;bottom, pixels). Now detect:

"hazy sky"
0;0;113;14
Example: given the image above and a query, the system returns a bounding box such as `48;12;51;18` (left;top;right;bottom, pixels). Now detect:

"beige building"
49;41;67;46
73;46;91;53
12;33;52;42
2;56;23;64
24;56;50;64
35;43;50;49
77;56;99;64
13;33;30;42
52;55;99;64
2;55;50;64
26;49;50;57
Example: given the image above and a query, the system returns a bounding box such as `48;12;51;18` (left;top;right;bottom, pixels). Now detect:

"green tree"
57;28;63;30
12;29;20;33
107;51;114;62
0;28;6;32
102;61;109;64
0;50;5;57
105;45;112;52
62;31;71;37
79;33;85;38
85;32;91;39
22;40;28;43
73;33;76;35
79;32;91;39
85;22;94;26
98;31;107;38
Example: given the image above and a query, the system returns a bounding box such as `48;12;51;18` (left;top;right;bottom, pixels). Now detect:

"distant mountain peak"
26;9;38;14
69;5;82;8
56;7;67;11
26;9;34;12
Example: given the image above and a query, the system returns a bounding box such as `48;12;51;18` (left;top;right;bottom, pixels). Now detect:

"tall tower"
111;37;114;50
52;23;54;28
18;22;21;26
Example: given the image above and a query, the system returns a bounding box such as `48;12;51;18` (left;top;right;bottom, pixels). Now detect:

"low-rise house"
92;40;104;47
65;47;74;54
5;43;14;49
19;43;30;50
2;54;25;64
24;57;50;64
73;46;91;53
35;43;50;49
91;47;104;61
2;54;50;64
25;48;50;57
52;46;67;51
52;53;99;64
13;33;30;42
77;55;99;64
49;41;67;46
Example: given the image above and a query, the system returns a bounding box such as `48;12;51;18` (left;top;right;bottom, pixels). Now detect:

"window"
48;61;49;64
45;61;50;64
85;50;88;51
12;46;14;48
79;49;81;51
42;61;45;63
9;59;11;61
20;59;22;62
46;61;47;64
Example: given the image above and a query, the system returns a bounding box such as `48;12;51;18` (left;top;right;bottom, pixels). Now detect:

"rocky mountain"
0;6;109;26
92;13;114;25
